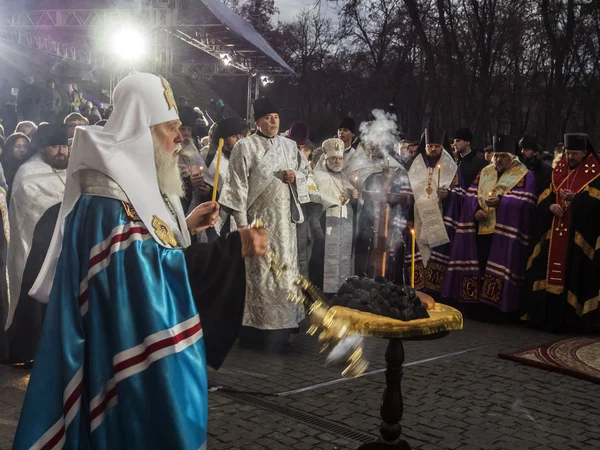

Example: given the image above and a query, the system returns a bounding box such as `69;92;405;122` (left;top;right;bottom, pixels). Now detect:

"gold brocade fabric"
329;303;463;339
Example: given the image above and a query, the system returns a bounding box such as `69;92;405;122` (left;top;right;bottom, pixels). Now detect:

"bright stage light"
112;28;146;61
261;75;273;86
220;53;232;66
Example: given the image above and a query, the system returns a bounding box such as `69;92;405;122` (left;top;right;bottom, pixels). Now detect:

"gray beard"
154;139;185;198
179;138;198;158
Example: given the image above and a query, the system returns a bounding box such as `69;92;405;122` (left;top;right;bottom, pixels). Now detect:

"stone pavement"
1;316;599;449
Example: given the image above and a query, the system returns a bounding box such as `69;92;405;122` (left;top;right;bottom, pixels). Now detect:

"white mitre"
322;138;344;158
30;72;189;303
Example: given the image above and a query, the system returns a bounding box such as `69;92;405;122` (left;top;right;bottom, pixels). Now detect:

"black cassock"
185;232;246;369
525;154;600;331
3;204;59;364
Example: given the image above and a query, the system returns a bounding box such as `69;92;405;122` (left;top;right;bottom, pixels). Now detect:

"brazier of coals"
330;276;429;321
327;276;463;450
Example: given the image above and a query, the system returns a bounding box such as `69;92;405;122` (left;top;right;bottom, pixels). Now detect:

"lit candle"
437;164;441;190
411;228;416;288
212;138;224;203
382;205;389;277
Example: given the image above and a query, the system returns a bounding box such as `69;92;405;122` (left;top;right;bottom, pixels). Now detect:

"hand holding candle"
211;138;224;203
485;190;500;208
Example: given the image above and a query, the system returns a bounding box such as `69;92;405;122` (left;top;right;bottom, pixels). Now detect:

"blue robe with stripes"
13;195;211;450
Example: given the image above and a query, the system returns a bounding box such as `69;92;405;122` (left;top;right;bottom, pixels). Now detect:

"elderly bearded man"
310;138;357;294
444;135;536;313
525;133;600;331
219;97;310;349
12;73;267;450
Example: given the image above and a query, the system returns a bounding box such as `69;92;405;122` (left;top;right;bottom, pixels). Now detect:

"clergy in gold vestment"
219;98;309;348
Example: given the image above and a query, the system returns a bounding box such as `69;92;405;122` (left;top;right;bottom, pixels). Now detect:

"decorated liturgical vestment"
13;172;246;450
311;163;355;294
443;159;536;312
406;150;465;294
3;154;65;363
219;133;309;330
525;153;600;329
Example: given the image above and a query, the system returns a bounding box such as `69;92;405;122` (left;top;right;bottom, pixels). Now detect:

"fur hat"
338;117;356;134
253;97;279;121
455;128;473;143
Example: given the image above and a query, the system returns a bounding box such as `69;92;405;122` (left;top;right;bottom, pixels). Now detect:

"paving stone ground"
1;314;599;449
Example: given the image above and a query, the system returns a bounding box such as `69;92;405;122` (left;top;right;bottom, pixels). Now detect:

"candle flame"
410;228;415;235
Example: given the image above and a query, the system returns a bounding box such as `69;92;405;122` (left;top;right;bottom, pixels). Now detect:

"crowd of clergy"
0;93;599;366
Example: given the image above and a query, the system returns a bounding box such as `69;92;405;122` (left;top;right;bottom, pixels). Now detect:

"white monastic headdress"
322;138;345;158
30;73;190;303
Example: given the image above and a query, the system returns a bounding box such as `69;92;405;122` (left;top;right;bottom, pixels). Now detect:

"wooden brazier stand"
329;304;462;450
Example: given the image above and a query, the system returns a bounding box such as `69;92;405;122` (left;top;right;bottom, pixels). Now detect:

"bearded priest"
310;138;357;294
525;133;600;331
4;123;69;365
12;73;267;450
444;134;536;312
406;127;465;294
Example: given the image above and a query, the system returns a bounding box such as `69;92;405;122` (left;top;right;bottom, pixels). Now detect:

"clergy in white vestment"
219;98;310;348
178;106;211;215
311;138;357;294
203;117;250;241
3;123;69;364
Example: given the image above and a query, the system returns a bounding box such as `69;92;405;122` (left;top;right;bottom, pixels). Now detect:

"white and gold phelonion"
251;218;369;378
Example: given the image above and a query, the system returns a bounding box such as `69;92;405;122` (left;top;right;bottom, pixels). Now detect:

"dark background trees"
219;0;600;150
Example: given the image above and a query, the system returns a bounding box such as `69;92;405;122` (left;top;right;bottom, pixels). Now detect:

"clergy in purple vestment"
404;127;466;294
442;134;537;312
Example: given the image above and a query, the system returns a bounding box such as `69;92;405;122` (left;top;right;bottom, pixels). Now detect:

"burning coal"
331;276;429;321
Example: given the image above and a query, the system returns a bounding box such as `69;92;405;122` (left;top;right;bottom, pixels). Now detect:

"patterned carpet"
499;336;600;384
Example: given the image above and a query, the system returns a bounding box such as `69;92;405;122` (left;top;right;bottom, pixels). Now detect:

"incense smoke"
359;109;400;157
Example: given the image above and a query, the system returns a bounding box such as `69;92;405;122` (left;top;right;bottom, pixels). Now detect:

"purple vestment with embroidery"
442;171;537;312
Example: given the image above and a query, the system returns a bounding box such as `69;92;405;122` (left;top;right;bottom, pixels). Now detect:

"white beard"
327;163;344;173
154;138;185;198
179;137;198;158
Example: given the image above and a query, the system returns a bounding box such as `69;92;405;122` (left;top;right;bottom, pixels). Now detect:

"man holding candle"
178;106;210;214
12;73;269;450
524;133;600;331
309;138;357;294
407;127;464;294
443;134;536;313
202;117;250;241
219;97;310;349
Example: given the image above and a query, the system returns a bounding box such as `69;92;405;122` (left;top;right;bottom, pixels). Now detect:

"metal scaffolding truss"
170;29;251;74
0;8;178;29
181;61;247;77
0;2;294;116
0;28;111;70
